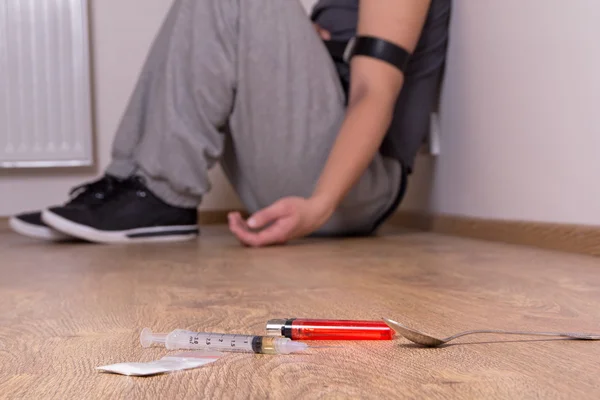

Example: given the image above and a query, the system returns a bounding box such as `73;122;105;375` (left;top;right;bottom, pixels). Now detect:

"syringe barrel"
142;329;307;354
164;330;255;352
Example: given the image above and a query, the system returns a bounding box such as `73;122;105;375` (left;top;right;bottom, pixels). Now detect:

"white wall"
301;0;317;13
404;0;600;226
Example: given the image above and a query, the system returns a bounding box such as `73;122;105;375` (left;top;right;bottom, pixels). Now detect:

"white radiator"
0;0;93;168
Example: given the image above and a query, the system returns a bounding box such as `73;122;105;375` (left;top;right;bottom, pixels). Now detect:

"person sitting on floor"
10;0;451;246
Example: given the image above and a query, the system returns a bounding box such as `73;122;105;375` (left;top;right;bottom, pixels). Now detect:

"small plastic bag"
97;351;223;376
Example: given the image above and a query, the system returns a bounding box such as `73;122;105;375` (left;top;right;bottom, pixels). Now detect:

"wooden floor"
1;224;600;399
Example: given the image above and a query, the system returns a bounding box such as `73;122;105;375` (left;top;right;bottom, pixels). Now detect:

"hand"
313;23;331;40
228;197;333;247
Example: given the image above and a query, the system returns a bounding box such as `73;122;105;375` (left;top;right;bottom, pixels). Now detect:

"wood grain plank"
1;226;600;398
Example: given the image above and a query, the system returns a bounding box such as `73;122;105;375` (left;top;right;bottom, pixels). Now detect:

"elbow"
347;82;397;128
347;74;401;120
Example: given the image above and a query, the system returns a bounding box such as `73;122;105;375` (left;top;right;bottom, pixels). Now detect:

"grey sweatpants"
105;0;402;235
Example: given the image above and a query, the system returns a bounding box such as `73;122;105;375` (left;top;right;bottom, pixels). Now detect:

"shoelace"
82;176;150;208
122;176;149;199
67;176;118;205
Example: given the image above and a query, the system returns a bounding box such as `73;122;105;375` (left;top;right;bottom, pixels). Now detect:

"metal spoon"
383;318;600;347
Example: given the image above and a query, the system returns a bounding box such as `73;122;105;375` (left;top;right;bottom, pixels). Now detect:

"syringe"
140;328;308;355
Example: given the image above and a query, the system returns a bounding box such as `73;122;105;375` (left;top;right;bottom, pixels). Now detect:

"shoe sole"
9;216;73;241
42;210;199;244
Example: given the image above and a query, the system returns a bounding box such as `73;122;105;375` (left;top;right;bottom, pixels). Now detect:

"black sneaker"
41;176;199;244
9;175;122;241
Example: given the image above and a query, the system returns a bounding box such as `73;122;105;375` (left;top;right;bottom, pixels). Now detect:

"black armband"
343;36;411;74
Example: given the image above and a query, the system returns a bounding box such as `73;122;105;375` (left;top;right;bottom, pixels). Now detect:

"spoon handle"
444;329;600;342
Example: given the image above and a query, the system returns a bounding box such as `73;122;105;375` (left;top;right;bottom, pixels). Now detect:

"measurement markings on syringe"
189;334;251;348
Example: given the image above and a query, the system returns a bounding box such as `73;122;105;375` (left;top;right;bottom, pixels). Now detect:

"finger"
230;213;274;247
228;212;244;231
228;212;241;236
318;28;331;40
233;212;249;230
229;219;261;247
313;23;331;40
247;201;290;230
245;218;295;247
234;217;293;248
253;220;293;246
228;213;251;246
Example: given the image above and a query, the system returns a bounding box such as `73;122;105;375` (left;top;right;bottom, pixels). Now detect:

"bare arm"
311;0;431;214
